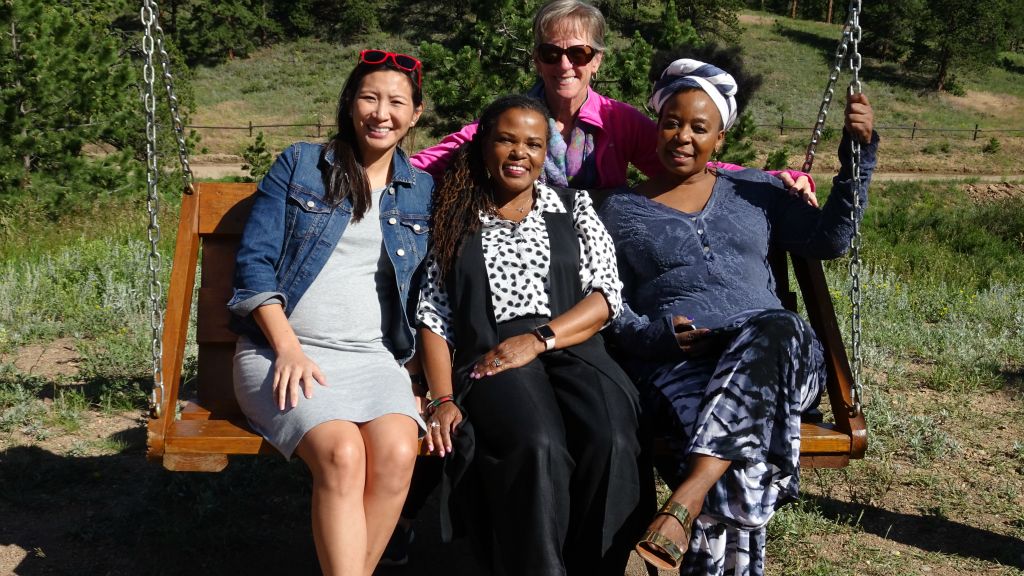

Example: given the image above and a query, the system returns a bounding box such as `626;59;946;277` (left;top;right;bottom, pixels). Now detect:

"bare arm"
251;303;326;411
469;290;610;379
420;327;461;456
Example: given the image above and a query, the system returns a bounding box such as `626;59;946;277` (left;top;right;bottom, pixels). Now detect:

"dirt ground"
3;341;1023;575
2;191;1023;575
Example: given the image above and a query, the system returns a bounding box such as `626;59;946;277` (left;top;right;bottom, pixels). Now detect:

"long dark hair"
324;59;423;221
430;94;551;284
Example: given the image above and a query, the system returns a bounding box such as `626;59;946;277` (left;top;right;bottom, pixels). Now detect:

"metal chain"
150;0;195;195
800;25;851;174
847;0;864;417
141;0;195;418
141;0;164;418
799;0;865;416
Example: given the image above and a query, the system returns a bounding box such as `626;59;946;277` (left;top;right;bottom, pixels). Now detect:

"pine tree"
655;0;700;52
0;0;193;210
418;1;539;134
1;0;136;203
912;0;1006;92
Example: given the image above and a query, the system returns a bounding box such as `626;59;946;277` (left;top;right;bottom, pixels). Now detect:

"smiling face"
656;89;726;180
483;107;548;198
350;69;422;163
534;21;603;113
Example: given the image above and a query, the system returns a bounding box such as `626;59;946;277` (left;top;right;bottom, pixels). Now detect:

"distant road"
862;173;1024;182
189;162;1024;183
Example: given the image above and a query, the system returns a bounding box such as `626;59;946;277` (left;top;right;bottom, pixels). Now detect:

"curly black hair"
430;94;551;284
649;42;763;114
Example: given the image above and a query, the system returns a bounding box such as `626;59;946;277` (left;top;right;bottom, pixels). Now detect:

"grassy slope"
189;11;1024;175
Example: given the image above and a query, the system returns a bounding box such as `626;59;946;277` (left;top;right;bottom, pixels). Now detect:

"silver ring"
492;358;502;367
429;421;440;429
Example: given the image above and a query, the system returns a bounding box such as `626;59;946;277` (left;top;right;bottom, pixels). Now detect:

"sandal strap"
656;500;692;531
636;529;684;570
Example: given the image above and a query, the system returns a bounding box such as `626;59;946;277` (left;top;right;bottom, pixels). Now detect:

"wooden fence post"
780;113;785;136
973;124;979;140
911;121;917;140
248;120;253;137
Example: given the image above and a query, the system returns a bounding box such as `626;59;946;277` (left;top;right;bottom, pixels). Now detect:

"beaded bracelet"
426;394;454;416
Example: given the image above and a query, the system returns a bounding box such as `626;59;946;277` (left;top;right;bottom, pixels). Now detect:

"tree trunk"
10;19;31;188
790;0;798;19
934;48;950;91
826;0;833;23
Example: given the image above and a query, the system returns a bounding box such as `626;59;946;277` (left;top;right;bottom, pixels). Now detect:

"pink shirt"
411;86;813;192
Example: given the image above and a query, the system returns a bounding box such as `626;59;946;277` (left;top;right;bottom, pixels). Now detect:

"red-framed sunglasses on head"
359;49;423;87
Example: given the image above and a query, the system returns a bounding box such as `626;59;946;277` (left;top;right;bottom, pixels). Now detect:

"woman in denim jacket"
227;50;432;575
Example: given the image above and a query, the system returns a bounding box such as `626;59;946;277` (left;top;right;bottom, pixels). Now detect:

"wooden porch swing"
142;1;867;473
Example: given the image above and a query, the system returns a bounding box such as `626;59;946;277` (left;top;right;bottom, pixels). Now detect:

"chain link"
141;0;164;418
141;0;196;418
847;0;864;417
800;25;850;174
799;0;865;417
150;0;195;195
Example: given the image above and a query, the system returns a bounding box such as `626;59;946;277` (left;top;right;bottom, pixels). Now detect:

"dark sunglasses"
359;49;423;86
536;43;597;66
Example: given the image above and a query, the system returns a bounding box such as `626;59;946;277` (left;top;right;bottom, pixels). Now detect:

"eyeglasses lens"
361;50;388;64
394;54;419;71
538;44;594;66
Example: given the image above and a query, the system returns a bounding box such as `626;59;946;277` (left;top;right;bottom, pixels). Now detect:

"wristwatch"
532;324;556;351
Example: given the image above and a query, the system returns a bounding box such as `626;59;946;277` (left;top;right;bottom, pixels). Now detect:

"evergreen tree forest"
1;0;1023;213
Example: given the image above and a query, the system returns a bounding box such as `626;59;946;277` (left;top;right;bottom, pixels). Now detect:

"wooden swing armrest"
790;254;867;459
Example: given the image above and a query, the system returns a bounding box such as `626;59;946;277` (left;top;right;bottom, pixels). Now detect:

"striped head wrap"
649;58;738;130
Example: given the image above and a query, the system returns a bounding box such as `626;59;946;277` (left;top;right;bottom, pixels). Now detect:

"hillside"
189;11;1024;176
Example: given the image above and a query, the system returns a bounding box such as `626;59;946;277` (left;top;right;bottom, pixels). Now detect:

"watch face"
534;324;556;341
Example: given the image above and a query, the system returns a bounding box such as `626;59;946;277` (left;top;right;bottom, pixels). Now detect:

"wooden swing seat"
147;183;867;472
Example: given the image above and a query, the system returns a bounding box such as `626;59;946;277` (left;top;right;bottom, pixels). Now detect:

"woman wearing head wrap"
597;55;877;574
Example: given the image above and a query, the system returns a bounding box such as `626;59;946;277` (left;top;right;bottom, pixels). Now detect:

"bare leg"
359;414;418;574
648;454;732;551
295;420;368;576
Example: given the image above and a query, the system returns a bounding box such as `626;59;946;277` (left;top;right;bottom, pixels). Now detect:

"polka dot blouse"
417;182;623;344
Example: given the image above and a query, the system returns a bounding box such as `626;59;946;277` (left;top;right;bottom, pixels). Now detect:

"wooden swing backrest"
147;183;866;472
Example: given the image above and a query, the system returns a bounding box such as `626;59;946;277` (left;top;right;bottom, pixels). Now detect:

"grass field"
1;179;1022;574
2;8;1024;575
188;11;1024;176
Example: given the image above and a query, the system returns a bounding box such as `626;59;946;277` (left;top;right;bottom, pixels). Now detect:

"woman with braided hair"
415;94;645;576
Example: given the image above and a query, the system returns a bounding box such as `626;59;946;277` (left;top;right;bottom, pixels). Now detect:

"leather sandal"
635;500;692;570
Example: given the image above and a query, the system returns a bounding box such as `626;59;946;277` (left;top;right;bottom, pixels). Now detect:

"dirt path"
190;160;1024;183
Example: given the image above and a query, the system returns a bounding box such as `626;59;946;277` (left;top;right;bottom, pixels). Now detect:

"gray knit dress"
233;186;426;459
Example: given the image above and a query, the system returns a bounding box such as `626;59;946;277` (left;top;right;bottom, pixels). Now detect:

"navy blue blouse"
598;132;879;361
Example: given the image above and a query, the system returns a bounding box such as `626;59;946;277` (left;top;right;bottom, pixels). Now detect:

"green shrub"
921;140;951;154
763;146;790;170
982;137;1001;154
242;132;273;182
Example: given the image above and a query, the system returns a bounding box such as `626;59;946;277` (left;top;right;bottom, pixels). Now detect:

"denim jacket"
228;142;434;363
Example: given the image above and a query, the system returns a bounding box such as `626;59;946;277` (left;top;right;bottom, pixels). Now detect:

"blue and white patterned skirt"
646;308;825;576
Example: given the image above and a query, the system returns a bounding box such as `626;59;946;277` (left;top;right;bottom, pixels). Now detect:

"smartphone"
674;322;697;333
707;325;742;341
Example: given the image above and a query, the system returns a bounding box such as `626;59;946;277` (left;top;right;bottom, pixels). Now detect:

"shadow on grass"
773;26;933;93
0;425;483;576
1002;366;1024;395
811;495;1024;570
